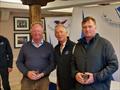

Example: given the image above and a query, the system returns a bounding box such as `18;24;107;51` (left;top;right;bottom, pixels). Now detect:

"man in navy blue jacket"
71;16;118;90
0;35;13;90
54;24;75;90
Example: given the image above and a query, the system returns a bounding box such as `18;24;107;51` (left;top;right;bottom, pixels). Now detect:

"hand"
8;68;12;72
27;71;39;80
35;72;44;80
84;72;94;85
75;72;85;84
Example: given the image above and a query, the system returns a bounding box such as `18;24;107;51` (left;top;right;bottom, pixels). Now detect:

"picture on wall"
14;17;30;31
41;18;45;29
14;33;30;48
41;18;46;41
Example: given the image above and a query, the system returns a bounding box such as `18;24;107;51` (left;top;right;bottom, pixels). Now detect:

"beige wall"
0;10;29;61
0;9;71;61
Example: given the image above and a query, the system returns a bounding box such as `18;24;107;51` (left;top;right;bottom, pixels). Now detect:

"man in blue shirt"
16;22;55;90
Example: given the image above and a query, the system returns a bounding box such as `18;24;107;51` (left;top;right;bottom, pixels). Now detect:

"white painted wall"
70;4;120;81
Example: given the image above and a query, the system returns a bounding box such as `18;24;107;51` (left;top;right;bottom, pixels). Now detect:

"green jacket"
71;34;118;90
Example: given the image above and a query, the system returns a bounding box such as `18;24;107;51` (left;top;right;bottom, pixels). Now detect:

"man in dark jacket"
54;24;75;90
0;35;13;90
71;16;118;90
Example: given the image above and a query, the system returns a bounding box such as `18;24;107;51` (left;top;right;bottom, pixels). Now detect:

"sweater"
16;41;55;76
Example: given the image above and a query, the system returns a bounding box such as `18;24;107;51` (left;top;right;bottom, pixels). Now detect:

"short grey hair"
55;24;69;36
55;24;68;33
31;21;44;28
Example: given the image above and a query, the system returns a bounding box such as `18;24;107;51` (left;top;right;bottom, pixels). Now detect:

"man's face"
31;24;43;41
82;20;96;39
55;26;68;43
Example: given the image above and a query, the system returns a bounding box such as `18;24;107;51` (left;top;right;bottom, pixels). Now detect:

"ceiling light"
84;4;99;7
49;7;73;13
0;0;22;3
111;2;120;4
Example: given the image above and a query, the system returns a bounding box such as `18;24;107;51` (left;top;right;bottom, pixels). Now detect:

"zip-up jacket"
71;34;118;90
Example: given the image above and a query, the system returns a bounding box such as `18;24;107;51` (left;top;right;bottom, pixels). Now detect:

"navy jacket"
0;35;13;68
54;39;75;90
71;34;118;90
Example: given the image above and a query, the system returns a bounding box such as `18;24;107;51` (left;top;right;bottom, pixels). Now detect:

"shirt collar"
32;39;44;48
61;40;67;47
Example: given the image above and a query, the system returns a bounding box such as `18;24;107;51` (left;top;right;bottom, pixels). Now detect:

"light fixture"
49;7;73;13
0;0;22;3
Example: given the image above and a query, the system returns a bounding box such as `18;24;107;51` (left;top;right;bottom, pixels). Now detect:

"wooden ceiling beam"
21;0;55;6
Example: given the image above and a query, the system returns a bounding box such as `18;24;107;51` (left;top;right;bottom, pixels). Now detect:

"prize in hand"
82;73;89;82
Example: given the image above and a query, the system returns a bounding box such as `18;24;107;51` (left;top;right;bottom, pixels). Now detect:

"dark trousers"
0;68;10;90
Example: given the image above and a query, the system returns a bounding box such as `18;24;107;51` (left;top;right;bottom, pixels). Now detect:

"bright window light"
0;0;22;3
49;7;73;13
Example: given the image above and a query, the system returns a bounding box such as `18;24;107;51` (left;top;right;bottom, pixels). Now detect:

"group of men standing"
0;16;119;90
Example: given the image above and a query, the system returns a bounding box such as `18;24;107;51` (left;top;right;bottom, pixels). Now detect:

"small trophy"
35;70;39;75
82;74;89;81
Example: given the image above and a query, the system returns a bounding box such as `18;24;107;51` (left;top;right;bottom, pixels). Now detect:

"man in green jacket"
71;16;118;90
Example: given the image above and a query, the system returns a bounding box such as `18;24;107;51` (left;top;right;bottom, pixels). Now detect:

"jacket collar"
78;33;100;44
58;37;71;47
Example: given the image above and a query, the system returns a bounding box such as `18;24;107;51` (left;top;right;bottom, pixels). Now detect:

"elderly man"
16;22;55;90
54;24;75;90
